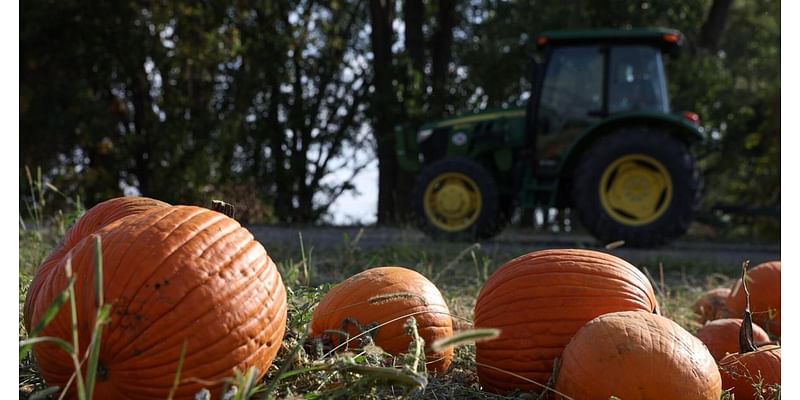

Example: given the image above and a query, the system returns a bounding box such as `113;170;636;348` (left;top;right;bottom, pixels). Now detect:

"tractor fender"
557;112;704;178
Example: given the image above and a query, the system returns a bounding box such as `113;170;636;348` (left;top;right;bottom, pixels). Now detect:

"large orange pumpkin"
473;249;659;393
696;318;770;361
25;204;287;399
23;196;169;332
309;266;454;372
554;311;721;400
727;261;781;336
693;287;731;323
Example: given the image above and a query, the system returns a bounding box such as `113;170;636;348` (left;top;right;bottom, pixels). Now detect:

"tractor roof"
536;27;683;52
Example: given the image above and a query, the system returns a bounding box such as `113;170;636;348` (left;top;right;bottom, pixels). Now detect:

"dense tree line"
20;0;779;237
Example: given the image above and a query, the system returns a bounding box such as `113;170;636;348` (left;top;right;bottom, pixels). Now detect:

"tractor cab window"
536;45;603;165
608;46;670;113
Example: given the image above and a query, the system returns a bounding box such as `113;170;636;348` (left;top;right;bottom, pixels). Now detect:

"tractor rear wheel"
571;128;701;248
412;158;501;241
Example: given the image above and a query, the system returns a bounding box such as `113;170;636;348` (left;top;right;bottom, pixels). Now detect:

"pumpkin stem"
739;260;758;354
210;200;236;219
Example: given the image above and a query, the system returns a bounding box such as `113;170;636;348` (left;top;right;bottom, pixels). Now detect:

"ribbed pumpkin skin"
27;205;287;399
309;267;453;372
719;345;781;400
727;261;781;337
696;318;771;361
23;196;169;332
473;249;659;393
693;287;731;324
554;311;721;400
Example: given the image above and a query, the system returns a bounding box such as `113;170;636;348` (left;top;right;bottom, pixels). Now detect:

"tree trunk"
430;0;457;115
699;0;733;51
404;0;425;74
369;0;400;224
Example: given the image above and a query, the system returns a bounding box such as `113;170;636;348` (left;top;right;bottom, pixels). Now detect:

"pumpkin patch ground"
19;203;780;399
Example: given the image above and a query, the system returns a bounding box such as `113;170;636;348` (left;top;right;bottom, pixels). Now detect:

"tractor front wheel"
412;158;501;241
571;128;702;248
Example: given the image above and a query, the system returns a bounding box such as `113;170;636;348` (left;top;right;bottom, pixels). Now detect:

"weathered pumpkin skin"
727;261;781;337
554;311;722;400
309;266;454;372
696;318;771;361
693;287;731;324
23;196;170;332
473;249;659;394
26;205;287;400
719;345;781;400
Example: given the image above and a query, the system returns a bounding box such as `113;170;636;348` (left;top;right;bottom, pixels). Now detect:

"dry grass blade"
261;334;310;399
433;242;481;284
641;266;664;297
342;364;427;389
166;340;188;400
475;362;575;400
605;240;625;250
430;329;501;353
368;292;427;306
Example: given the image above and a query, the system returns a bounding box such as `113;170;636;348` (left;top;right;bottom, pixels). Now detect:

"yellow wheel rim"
423;172;482;232
599;154;672;226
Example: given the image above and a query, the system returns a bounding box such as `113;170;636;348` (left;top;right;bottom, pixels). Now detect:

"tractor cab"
396;28;705;248
530;29;689;172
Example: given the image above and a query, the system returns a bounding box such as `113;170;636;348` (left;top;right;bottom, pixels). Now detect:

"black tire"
412;158;501;241
571;128;702;248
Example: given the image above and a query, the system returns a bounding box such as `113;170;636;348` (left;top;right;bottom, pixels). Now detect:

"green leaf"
19;336;74;358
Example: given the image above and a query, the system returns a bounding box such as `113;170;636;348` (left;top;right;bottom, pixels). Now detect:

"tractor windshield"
608;45;670;113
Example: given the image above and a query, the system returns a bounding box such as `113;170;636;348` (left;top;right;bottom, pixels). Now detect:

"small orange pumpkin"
26;203;287;399
696;318;770;361
727;261;780;337
555;311;721;400
693;287;731;323
719;262;781;399
473;249;659;394
309;266;454;372
719;345;781;399
23;196;170;332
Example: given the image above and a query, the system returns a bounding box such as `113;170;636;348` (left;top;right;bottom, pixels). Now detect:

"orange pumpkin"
473;249;659;394
309;266;453;372
727;261;781;337
718;261;781;399
23;196;169;332
25;204;287;399
555;311;721;400
696;318;770;361
693;287;731;323
719;345;781;400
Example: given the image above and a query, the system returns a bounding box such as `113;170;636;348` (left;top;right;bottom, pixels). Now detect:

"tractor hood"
416;108;526;143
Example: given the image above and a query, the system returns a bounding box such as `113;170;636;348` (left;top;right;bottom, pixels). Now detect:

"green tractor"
396;28;706;248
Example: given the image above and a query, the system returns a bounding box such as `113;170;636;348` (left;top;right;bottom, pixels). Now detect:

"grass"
18;195;780;399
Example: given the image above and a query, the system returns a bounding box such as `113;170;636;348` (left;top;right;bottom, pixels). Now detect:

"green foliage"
21;0;779;236
21;1;371;224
